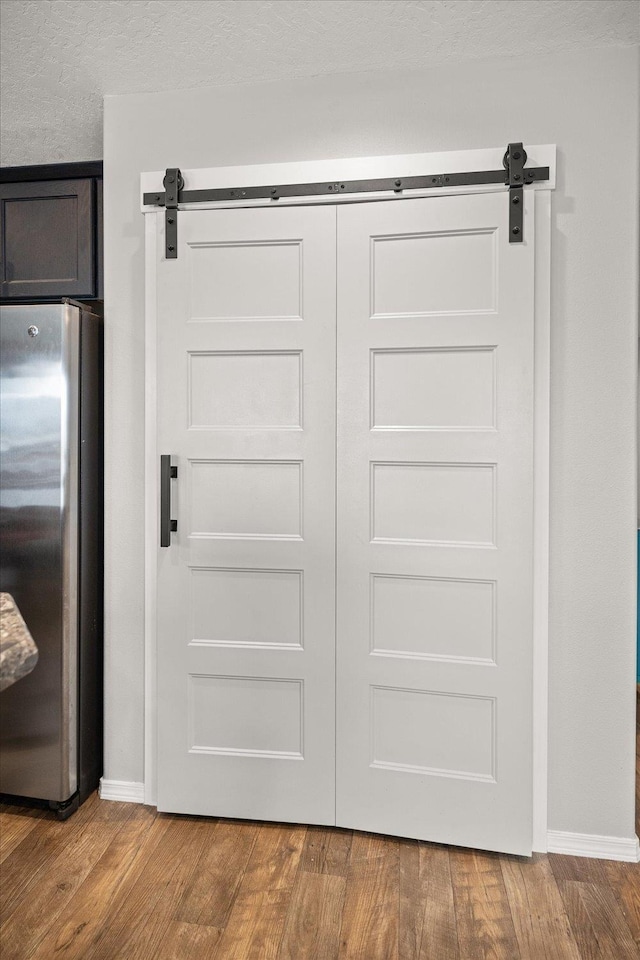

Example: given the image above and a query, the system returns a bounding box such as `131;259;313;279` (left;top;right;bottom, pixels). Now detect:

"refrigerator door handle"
160;455;178;547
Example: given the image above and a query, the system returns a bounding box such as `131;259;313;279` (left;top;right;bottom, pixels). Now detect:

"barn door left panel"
154;204;337;823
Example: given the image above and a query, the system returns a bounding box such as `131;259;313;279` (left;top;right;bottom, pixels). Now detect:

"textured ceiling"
1;0;638;165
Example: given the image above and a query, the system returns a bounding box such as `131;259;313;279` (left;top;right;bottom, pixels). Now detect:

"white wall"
104;45;639;840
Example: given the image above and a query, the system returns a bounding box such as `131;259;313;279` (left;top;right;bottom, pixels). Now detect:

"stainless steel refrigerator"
0;300;103;818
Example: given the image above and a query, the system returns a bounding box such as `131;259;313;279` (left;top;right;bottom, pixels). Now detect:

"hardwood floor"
1;709;638;960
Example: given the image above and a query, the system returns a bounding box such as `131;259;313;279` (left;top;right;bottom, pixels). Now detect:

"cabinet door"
0;179;95;299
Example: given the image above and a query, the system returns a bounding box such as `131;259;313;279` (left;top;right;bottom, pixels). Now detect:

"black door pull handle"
160;455;178;547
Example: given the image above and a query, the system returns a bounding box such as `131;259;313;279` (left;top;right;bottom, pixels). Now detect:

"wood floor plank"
0;801;138;960
549;853;610;885
230;822;307;898
500;854;581;960
211;823;306;960
606;864;640;949
558;878;639;960
174;817;258;927
549;848;640;950
29;805;158;960
348;830;391;863
89;815;213;960
0;793;100;922
556;879;602;960
338;834;399;960
449;849;521;960
152;920;223;959
414;844;459;960
587;881;640;960
398;839;424;960
299;825;353;877
73;813;173;958
0;806;43;864
278;872;346;960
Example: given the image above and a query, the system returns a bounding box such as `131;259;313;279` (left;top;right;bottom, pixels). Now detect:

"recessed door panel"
371;229;496;316
370;686;495;780
188;240;302;320
371;461;495;545
188;675;304;758
371;347;496;429
188;351;302;429
370;574;496;663
189;460;303;539
190;567;303;648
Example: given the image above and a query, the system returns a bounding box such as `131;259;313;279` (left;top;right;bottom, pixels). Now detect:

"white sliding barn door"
335;192;535;855
153;186;537;854
155;205;337;823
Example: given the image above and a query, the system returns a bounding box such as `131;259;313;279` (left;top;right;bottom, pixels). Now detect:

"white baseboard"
99;778;145;804
547;830;640;862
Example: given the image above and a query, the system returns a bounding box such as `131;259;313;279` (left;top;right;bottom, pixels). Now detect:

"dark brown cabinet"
0;163;103;301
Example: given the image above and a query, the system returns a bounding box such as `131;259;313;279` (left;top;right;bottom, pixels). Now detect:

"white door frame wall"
138;144;555;853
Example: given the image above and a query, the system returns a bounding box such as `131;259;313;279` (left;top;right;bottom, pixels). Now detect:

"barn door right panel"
336;191;535;855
